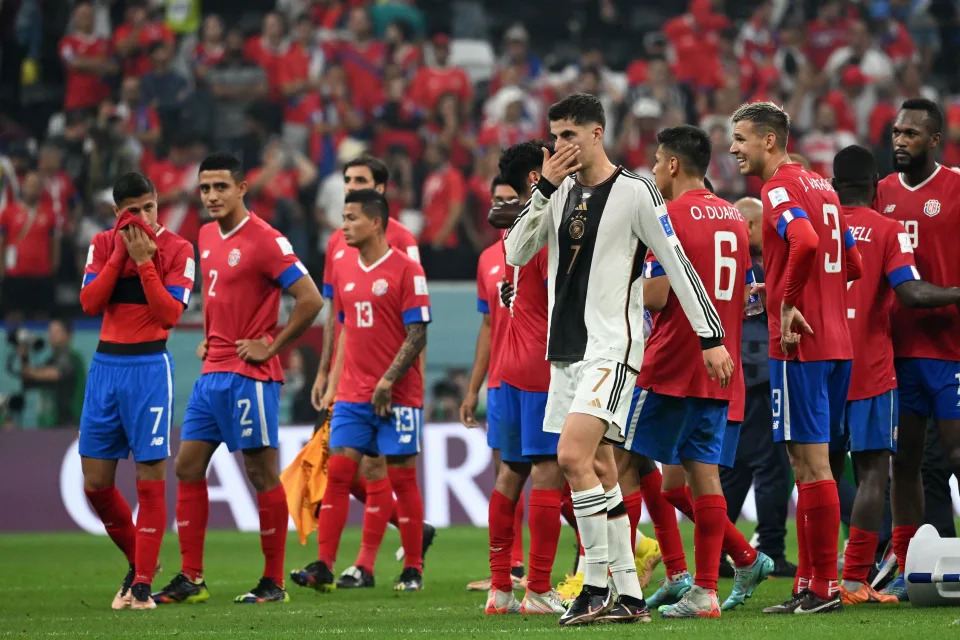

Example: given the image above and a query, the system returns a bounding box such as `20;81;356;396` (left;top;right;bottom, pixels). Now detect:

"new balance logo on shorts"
241;428;252;438
150;437;165;446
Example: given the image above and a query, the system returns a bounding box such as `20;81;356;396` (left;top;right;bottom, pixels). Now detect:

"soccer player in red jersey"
307;155;431;590
482;141;568;616
153;153;322;605
730;102;863;614
292;189;431;592
872;99;960;600
830;144;960;604
78;172;194;610
461;177;529;591
612;126;770;618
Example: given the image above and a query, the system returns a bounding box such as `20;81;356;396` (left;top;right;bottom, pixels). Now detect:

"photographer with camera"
12;319;84;427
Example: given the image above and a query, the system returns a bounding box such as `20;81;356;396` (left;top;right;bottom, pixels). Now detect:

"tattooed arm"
371;322;428;416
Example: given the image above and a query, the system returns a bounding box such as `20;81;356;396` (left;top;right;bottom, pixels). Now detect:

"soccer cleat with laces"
634;535;662;589
485;588;521;614
152;573;210;604
336;566;374;589
235;577;289;603
763;589;807;614
519;589;567;614
646;572;693;609
722;551;774;611
558;585;613;626
290;561;336;592
555;572;584;603
393;567;423;591
794;590;842;613
840;582;899;605
595;596;652;623
660;585;722;618
112;566;135;610
880;575;908;602
130;583;157;610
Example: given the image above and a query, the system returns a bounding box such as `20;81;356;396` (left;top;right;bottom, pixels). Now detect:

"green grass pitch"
2;523;959;639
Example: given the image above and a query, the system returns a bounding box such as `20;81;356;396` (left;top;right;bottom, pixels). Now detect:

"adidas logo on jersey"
241;428;253;438
589;398;603;409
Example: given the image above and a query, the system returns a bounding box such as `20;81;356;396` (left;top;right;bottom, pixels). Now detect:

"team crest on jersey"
569;216;585;240
923;199;941;217
372;278;389;296
227;248;241;266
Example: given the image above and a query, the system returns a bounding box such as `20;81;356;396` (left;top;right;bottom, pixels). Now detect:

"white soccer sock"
605;484;644;600
572;485;608;590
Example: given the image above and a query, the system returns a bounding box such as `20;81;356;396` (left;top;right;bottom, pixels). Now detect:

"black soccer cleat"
152;572;210;604
762;589;807;614
235;577;290;603
393;567;423;591
422;523;437;562
718;554;735;579
558;585;613;626
595;595;652;624
290;561;336;592
794;590;843;614
770;556;799;578
336;566;375;589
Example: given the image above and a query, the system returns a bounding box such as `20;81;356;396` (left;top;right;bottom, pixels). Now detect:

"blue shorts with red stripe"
769;359;851;444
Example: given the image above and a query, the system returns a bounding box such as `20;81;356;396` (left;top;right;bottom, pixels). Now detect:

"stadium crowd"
2;0;960;320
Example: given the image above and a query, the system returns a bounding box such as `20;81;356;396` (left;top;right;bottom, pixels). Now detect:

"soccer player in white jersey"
504;93;733;626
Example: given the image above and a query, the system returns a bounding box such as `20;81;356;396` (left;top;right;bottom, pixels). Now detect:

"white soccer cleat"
111;587;133;610
520;588;567;614
485;588;521;615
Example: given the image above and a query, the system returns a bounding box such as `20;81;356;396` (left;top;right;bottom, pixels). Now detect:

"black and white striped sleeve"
504;179;551;267
630;176;725;348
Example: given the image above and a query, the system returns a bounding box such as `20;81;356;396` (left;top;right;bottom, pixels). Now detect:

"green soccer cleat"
646;572;693;609
722;551;774;611
152;573;210;605
235;577;290;604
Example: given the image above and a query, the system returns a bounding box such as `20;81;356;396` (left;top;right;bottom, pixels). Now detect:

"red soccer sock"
387;466;424;571
527;489;561;593
723;520;758;567
134;480;166;585
624;490;644;549
317;455;359;567
794;489;812;594
893;524;919;575
355;477;393;573
176;480;209;581
488;490;517;592
560;484;577;528
511;492;525;568
350;475;367;502
257;484;288;587
843;526;879;584
800;480;840;600
663;486;695;520
693;494;727;591
639;470;686;576
85;485;137;565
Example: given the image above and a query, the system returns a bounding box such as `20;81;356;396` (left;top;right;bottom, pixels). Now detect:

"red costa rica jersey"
761;163;855;361
476;242;509;388
843;206;920;400
499;246;550;393
637;189;749;403
198;213;308;382
0;200;60;277
58;34;112;110
875;165;960;360
332;249;432;408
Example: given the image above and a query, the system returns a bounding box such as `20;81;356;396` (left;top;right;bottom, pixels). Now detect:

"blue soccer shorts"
834;390;898;453
621;388;729;465
79;352;174;463
328;401;422;457
486;386;501;450
895;358;960;419
498;382;556;463
769;359;852;444
719;421;741;469
181;372;281;452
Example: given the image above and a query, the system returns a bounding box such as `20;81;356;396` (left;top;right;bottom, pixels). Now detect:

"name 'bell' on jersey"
198;213;308;382
638;189;750;403
842;205;920;400
504;168;724;372
761;163;854;361
333;248;432;408
875;165;960;360
476;241;509;388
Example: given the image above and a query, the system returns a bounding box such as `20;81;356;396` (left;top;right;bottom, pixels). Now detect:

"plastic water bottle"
744;290;764;316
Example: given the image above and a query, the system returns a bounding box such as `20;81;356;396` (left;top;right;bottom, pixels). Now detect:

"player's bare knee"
135;459;165;482
360;455;388;481
530;457;563;490
83;475;114;492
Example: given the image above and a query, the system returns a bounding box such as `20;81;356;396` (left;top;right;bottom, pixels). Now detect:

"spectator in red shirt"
418;142;465;274
37;144;78;224
616;97;662;172
327;7;388;117
246;140;318;225
805;0;850;70
244;11;291;102
148;136;202;245
822;66;870;136
0;171;60;322
799;102;858;178
113;1;174;78
190;14;226;86
118;75;161;169
737;1;777;63
385;20;422;75
372;68;424;160
424;92;476;172
58;2;116;112
943;100;960;167
410;34;472;118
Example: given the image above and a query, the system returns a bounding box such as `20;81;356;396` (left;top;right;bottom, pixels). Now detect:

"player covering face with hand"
153;153;323;606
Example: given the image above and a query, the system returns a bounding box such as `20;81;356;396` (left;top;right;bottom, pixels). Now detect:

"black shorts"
1;276;55;317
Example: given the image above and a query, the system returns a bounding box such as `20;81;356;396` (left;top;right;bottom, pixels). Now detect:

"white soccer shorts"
543;358;636;443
